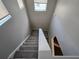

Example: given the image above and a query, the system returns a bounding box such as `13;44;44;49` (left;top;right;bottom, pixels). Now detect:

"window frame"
34;0;48;11
0;0;11;26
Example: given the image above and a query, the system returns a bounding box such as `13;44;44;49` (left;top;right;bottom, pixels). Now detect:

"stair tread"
14;58;37;59
14;52;38;58
26;40;37;42
20;47;38;50
18;50;38;52
26;41;38;42
25;40;37;41
23;42;38;45
21;45;38;47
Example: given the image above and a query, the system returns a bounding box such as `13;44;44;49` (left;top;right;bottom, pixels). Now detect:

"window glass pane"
0;0;9;20
0;0;11;26
34;0;47;3
34;3;47;11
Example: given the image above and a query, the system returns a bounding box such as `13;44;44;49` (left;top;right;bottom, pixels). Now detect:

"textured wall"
0;0;30;59
49;0;79;56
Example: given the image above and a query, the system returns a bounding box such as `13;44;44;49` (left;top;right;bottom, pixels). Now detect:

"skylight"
34;0;48;11
34;0;48;3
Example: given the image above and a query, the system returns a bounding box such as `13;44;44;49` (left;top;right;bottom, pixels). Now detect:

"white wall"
49;0;79;56
0;0;30;59
25;0;57;31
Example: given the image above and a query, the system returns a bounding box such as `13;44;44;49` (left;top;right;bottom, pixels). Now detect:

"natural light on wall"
0;0;11;26
17;0;24;9
34;0;48;11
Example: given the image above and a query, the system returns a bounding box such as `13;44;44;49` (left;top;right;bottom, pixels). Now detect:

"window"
34;0;48;11
0;0;11;26
0;0;9;19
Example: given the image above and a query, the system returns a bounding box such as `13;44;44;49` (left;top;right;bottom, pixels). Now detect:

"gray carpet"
13;31;38;59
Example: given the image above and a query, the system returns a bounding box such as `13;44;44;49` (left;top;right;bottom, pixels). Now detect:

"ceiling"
24;0;57;31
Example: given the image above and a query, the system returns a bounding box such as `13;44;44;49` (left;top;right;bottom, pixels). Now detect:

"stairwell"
13;31;38;59
9;28;63;59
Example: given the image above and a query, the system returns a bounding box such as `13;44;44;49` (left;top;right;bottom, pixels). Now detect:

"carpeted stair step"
24;41;38;44
14;51;38;58
18;50;38;52
27;37;37;40
26;38;37;41
14;58;37;59
26;39;37;42
23;42;38;45
21;45;38;47
20;47;38;50
26;40;37;42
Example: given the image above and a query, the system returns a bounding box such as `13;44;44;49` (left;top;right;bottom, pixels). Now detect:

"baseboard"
8;34;30;59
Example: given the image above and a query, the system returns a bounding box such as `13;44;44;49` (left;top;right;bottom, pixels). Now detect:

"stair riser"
14;52;38;58
20;47;38;50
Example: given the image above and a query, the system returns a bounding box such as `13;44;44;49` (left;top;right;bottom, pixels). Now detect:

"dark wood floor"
54;37;63;56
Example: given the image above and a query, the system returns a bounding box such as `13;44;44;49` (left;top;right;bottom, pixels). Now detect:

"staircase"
13;31;38;59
